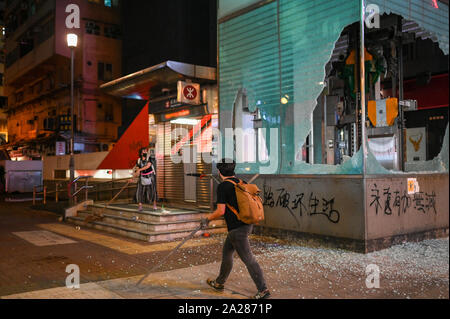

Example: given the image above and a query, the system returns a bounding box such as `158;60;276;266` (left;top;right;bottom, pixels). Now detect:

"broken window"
218;0;448;175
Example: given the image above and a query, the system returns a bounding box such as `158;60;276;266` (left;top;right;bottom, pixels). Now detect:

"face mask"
142;153;147;158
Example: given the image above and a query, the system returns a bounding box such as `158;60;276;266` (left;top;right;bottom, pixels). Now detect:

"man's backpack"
224;179;264;225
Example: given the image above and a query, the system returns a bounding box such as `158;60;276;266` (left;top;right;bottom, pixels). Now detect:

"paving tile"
1;282;123;299
38;223;220;255
12;230;77;247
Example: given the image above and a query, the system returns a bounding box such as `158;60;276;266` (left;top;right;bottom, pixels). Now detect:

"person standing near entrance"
134;147;157;211
200;159;271;299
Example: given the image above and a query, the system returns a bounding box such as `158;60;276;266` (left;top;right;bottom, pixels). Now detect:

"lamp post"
67;33;78;204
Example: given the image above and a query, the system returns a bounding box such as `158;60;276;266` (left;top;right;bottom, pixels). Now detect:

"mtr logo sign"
177;81;201;105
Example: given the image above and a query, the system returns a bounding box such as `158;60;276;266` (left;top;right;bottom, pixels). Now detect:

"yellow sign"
368;98;398;127
407;178;419;195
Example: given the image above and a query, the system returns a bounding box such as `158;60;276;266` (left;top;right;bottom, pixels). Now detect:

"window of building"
104;25;121;39
0;97;7;109
36;18;55;46
19;37;34;57
15;92;24;103
54;169;67;179
6;47;20;67
105;104;114;121
88;0;119;8
98;62;113;81
85;21;100;35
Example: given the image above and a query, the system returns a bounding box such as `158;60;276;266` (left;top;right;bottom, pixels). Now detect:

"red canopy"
97;103;149;170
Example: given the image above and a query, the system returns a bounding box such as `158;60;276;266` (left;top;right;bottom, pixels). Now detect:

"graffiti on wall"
369;183;437;216
262;184;341;224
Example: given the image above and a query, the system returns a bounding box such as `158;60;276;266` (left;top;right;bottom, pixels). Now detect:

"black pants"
216;224;267;292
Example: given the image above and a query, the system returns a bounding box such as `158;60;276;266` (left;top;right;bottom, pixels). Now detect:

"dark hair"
216;158;236;177
139;147;147;157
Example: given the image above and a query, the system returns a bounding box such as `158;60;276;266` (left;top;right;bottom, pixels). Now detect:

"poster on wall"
56;141;66;156
405;127;426;162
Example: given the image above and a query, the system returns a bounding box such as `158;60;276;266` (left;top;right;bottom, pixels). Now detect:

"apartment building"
0;0;7;145
2;0;122;159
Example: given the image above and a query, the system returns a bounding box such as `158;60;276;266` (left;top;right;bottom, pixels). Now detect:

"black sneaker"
206;278;224;291
253;289;271;299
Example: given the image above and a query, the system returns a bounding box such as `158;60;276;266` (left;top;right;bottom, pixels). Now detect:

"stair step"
76;211;225;232
67;216;226;242
87;204;209;223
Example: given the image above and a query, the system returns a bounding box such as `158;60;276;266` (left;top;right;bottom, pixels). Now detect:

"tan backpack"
224;179;264;225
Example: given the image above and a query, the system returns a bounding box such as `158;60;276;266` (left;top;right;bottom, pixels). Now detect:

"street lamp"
67;33;78;204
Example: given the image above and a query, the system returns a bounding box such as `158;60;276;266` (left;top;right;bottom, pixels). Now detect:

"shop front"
100;61;217;210
217;0;449;252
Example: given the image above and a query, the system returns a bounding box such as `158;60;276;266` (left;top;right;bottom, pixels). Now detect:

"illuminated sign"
56;141;66;156
155;105;209;123
163;109;190;120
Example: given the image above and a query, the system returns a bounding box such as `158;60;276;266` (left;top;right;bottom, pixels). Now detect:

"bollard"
43;186;47;205
85;178;89;202
55;183;59;203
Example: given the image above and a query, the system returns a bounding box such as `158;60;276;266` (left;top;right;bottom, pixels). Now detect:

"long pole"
398;17;404;171
69;47;75;204
360;0;368;247
360;0;367;175
136;225;202;287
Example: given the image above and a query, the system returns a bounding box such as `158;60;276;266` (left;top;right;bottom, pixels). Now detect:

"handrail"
70;175;94;185
72;185;94;197
33;177;137;206
69;175;94;204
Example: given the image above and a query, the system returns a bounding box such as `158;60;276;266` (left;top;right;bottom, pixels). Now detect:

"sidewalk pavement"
0;201;448;299
2;235;448;299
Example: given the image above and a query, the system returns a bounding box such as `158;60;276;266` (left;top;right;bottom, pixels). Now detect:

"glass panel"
364;0;449;174
218;0;262;19
219;0;362;174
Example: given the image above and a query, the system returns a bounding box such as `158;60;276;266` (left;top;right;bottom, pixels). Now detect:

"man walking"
201;159;270;299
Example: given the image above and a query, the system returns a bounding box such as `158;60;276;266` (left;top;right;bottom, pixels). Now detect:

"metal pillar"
69;47;75;204
360;0;367;176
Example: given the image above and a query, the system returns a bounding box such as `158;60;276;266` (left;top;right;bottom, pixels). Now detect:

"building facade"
3;0;122;160
0;0;7;145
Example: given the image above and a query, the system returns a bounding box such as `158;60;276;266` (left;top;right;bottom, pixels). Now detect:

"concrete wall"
245;175;365;240
42;152;107;180
236;173;448;252
365;173;449;240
